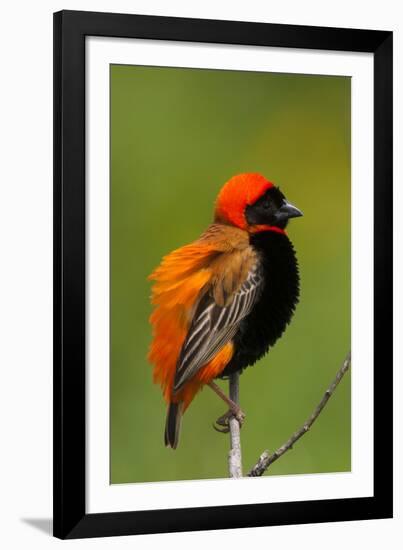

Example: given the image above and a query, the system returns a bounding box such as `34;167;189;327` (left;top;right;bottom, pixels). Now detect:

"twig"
228;371;243;478
248;351;351;477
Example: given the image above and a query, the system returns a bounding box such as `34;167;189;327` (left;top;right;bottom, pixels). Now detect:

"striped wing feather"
173;265;263;392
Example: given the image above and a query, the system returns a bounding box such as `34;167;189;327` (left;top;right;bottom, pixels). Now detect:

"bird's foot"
213;406;246;433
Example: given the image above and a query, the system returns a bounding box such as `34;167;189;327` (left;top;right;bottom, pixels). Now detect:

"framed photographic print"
53;10;393;539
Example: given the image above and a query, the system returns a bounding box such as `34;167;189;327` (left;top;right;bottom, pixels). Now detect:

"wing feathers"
174;264;263;392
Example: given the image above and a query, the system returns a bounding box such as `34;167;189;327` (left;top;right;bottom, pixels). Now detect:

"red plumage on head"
214;173;275;230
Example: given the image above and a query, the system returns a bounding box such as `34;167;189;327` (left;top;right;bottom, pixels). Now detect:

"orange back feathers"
148;224;251;409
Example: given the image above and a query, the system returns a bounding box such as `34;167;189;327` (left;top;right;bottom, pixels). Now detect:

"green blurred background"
110;65;351;484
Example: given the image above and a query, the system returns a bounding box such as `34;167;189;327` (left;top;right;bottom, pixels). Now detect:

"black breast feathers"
220;231;300;377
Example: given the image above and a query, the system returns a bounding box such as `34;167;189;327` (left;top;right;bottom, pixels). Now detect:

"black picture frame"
53;9;393;539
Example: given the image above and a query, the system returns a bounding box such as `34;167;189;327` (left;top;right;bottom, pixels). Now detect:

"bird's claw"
212;423;230;433
212;408;246;433
212;412;231;433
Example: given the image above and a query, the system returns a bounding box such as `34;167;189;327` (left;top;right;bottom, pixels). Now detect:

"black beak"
277;201;303;221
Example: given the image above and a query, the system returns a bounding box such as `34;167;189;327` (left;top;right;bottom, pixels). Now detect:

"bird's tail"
164;401;184;449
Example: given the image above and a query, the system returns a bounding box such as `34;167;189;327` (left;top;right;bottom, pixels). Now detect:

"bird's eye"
262;200;270;209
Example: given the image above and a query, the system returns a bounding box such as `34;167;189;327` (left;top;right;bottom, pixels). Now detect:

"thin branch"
228;372;243;478
248;351;351;477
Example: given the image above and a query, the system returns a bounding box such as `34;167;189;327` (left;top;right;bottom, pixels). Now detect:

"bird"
148;173;302;449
